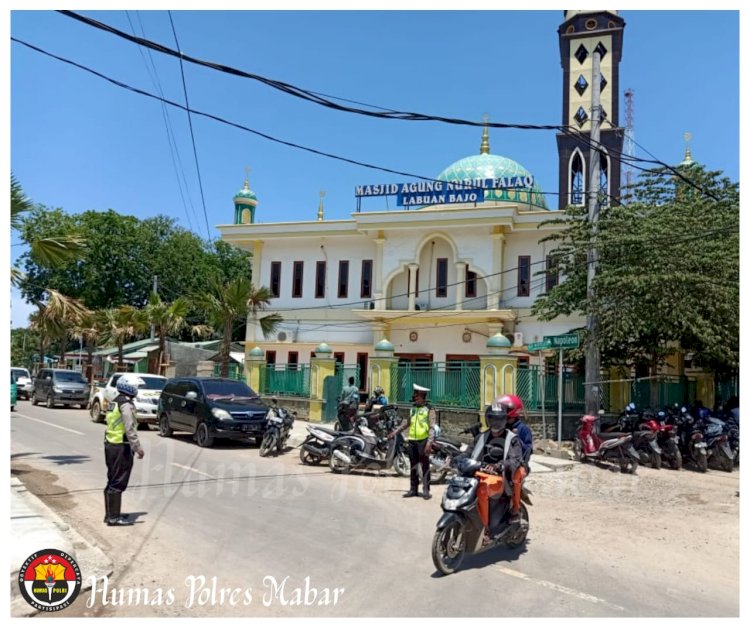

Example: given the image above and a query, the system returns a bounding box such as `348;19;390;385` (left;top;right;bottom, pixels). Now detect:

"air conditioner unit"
276;331;290;343
513;332;524;347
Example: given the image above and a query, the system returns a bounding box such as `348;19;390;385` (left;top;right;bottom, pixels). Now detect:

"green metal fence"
212;362;244;381
391;361;480;409
334;363;361;391
516;367;587;411
715;375;739;406
259;364;311;397
630;377;695;409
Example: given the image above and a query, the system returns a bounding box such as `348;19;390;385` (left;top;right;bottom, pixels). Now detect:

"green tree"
96;306;149;370
532;164;739;377
193;278;281;378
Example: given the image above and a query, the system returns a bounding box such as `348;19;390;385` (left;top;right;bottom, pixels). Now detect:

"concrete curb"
10;476;114;617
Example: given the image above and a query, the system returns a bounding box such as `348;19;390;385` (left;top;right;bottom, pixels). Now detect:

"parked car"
11;373;18;411
89;373;167;425
158;377;269;448
31;368;90;409
11;367;32;400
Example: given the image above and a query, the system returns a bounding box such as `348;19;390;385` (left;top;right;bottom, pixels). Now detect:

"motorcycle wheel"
718;451;734;473
695;450;708;473
299;447;322;465
259;432;276;457
276;436;287;454
506;504;530;549
329;446;352;474
670;449;683;471
650;451;662;470
573;440;588;463
433;467;448;484
620;458;638;474
431;520;466;576
393;452;411;477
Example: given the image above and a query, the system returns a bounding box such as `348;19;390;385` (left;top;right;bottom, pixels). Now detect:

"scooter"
641;410;682;470
431;454;532;576
329;410;410;476
259;399;296;457
702;416;734;473
608;405;662;469
675;407;708;472
574;412;640;473
299;423;350;465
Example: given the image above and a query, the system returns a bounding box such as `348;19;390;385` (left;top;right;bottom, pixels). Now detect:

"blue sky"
9;9;740;325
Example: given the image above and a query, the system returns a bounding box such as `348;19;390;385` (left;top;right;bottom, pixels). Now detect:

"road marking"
171;463;215;479
496;565;625;612
12;413;86;436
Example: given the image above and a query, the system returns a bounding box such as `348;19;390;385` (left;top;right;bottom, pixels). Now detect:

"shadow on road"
42;454;91;466
429;541;530;578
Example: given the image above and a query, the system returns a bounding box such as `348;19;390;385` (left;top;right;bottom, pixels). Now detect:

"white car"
11;367;33;400
89;373;167;425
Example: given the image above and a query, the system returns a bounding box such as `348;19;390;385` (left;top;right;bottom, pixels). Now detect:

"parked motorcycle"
299;423;350;465
259;399;296;457
702;415;734;473
429;423;482;483
609;404;662;469
328;406;410;476
725;416;739;466
431;453;532;576
674;407;708;472
574;412;640;473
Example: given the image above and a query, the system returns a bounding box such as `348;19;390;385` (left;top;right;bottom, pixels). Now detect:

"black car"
157;377;269;447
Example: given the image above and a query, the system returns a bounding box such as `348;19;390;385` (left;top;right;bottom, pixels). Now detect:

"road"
10;400;740;617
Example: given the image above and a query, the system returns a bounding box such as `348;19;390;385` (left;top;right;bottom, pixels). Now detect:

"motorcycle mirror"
271;397;278;405
598;409;605;415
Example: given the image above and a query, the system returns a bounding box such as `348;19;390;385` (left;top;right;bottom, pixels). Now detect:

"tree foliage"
16;208;253;312
532;164;739;375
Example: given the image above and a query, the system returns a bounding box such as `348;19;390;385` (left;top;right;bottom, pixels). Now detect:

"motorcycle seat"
435;435;463;449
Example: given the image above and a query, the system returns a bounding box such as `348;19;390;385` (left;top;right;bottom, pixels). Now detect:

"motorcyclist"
498;394;533;463
471;397;527;535
365;386;388;412
337;376;360;430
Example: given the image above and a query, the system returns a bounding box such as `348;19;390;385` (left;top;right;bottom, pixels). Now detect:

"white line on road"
12;412;86;436
496;565;626;612
171;463;216;479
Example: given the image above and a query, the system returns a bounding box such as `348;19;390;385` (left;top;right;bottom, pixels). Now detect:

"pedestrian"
389;383;437;500
103;373;145;526
338;376;360;430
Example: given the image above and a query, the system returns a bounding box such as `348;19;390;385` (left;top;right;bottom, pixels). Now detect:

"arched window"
598;152;610;207
569;149;585;206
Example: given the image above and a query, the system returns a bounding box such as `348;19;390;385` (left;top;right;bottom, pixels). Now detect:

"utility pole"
585;50;602;416
150;275;158;342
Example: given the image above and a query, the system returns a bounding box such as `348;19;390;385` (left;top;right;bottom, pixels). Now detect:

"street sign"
528;340;552;351
543;334;580;349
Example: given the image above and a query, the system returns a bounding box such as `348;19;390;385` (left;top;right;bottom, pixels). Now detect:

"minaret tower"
233;166;258;224
556;10;625;209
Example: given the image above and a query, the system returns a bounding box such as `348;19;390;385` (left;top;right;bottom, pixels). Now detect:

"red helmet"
498;394;524;419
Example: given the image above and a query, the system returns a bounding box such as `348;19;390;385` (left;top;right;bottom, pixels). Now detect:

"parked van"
158;377;269;448
32;368;90;409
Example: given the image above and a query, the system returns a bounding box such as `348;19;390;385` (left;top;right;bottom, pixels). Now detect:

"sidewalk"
10;476;113;617
287;419;575;474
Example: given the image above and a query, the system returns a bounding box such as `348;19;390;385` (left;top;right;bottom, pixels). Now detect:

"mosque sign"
354;176;535;207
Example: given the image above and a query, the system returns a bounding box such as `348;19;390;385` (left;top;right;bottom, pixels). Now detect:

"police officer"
103;373;145;526
389;383;437;500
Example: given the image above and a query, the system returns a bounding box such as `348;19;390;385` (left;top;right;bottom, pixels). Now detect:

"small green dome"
314;342;333;354
374;338;395;352
486;333;512;349
436;153;547;209
234;179;258;204
248;346;264;357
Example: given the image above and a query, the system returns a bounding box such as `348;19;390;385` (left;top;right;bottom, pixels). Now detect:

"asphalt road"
10;400;740;617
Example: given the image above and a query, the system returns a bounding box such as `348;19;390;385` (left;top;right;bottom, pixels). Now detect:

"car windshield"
139;377;167;391
54;371;88;384
202;380;258;400
11;369;29;380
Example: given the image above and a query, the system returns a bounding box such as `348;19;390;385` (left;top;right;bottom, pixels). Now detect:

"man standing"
389;383;437;500
104;373;145;526
338;376;360;430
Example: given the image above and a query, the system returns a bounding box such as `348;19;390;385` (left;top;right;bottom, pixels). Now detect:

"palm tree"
72;311;106;382
193;278;282;378
41;290;91;368
145;293;213;375
96;306;149;371
11;173;85;285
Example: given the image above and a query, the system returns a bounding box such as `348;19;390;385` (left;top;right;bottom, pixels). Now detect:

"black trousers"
408;439;430;492
105;442;134;494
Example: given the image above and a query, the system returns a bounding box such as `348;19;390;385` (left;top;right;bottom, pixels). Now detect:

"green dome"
374;339;395;352
314;342;333;354
436;154;547;209
486;333;512;349
248;346;264;357
234;180;258;204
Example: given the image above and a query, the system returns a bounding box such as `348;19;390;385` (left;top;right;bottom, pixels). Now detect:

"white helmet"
116;373;145;397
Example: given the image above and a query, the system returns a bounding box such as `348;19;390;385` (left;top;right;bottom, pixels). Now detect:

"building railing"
391;361;481;409
212;362;244;381
258;363;311;398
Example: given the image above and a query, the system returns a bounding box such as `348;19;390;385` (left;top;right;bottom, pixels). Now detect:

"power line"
167;11;212;241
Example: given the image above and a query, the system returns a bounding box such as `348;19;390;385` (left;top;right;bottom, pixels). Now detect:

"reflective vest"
105;402;126;444
408;405;431;441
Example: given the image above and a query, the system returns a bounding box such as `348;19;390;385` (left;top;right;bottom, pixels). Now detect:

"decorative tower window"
594;41;608;60
574;44;589;64
600;75;608;93
575;75;588;96
574;106;589;127
570;150;585;206
599;154;610;207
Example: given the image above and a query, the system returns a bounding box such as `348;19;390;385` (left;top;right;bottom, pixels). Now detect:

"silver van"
32;368;90;409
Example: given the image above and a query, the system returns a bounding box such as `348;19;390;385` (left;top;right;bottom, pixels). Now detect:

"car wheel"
158;414;173;438
90;400;103;423
195;422;214;448
31;394;39;406
46;395;54;409
11;405;15;412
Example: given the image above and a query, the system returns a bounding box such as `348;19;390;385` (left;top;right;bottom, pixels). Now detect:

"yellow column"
608;366;630;412
693;373;715;410
489;231;505;310
455;262;466;311
478;332;517;428
308;355;336;422
408;263;418;311
245;348;265;393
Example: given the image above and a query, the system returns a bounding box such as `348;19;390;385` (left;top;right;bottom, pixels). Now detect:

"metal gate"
322;375;339;422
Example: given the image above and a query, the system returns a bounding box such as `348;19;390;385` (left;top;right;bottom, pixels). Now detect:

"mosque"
217;10;628;400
